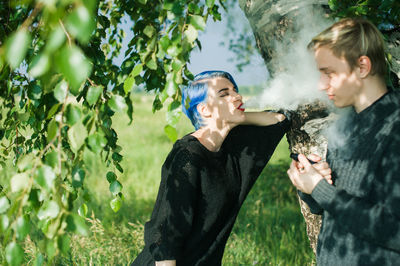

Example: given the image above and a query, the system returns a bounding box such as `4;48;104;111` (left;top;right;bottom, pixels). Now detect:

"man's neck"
354;76;388;113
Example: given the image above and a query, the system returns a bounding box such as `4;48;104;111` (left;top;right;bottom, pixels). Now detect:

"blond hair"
308;18;387;78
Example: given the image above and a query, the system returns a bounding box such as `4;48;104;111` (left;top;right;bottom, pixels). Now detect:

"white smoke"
243;6;333;110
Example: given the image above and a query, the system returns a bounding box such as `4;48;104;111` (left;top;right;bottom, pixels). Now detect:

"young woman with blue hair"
132;70;290;266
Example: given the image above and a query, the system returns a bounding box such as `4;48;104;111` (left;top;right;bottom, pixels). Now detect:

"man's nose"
318;75;329;91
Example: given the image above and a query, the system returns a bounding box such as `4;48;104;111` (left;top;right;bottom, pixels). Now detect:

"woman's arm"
242;112;286;126
156;260;176;266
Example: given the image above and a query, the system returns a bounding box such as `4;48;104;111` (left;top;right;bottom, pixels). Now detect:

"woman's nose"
233;91;242;101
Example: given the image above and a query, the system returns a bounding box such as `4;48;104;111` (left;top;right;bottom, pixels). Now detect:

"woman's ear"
358;55;372;78
197;103;211;118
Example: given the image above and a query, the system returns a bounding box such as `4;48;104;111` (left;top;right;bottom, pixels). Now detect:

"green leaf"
34;253;44;266
165;73;177;96
47;119;58;142
206;0;215;8
172;59;184;72
5;28;31;69
46;104;60;119
68;122;88;152
130;63;143;77
0;196;10;214
65;5;95;44
0;215;9;232
54;80;68;103
17;153;34;171
87;133;107;153
159;36;170;52
37;200;59;220
78;203;88;217
10;172;30;192
28;53;50;77
166;44;181;57
72;168;85;188
45;151;58;169
145;57;157;70
190;15;206;31
110;197;122;212
5;242;24;266
164;124;178;142
109;180;122;195
35;165;56;190
58;235;71;255
66;214;88;236
166;100;181;126
143;25;155;38
184;24;198;43
138;0;147;4
56;45;92;94
108;95;127;113
45;25;65;52
106;171;117;183
16;215;31;240
124;76;135;94
86;85;103;105
65;104;82;126
28;84;42;100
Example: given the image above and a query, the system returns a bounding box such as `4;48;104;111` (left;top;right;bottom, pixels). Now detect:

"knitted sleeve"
226;118;290;184
146;145;198;261
311;132;400;252
297;190;323;215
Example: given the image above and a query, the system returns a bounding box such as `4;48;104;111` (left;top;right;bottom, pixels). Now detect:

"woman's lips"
237;103;245;112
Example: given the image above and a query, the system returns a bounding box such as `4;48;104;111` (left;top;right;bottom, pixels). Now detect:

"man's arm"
242;112;286;126
289;142;400;252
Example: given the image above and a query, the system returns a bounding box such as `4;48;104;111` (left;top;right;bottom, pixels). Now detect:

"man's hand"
287;154;331;194
156;260;176;266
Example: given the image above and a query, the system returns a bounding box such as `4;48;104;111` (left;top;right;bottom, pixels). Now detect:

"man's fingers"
308;154;322;162
298;154;312;169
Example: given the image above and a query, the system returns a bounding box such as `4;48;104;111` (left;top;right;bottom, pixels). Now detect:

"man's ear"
358;55;372;78
197;103;211;118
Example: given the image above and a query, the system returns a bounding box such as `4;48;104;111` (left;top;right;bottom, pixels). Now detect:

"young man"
287;18;400;265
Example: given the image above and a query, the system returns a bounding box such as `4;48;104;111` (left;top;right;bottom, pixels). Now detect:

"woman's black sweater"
132;119;289;265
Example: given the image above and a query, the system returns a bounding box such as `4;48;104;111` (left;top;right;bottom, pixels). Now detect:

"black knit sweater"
132;120;289;265
300;90;400;265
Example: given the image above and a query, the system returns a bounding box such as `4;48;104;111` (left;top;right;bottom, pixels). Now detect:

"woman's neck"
191;124;233;152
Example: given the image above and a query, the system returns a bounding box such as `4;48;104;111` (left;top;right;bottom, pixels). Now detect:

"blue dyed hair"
181;70;238;130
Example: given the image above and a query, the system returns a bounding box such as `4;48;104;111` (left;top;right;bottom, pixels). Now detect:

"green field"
4;93;315;265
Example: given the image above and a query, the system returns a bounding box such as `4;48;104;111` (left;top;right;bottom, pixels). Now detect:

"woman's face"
205;77;245;127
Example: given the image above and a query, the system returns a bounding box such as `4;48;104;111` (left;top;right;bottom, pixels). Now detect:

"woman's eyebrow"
218;88;229;94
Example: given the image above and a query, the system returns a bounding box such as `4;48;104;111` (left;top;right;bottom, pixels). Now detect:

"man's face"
314;46;362;108
205;77;245;127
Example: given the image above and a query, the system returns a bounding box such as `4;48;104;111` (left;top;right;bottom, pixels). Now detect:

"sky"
187;7;269;86
117;3;268;87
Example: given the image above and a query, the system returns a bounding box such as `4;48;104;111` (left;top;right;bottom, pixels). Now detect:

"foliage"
0;0;226;264
328;0;399;28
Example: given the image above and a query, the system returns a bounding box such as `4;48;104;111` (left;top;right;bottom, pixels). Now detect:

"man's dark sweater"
132;119;289;265
300;90;400;265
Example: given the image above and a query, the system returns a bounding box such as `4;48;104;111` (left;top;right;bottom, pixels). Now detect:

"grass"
3;93;315;265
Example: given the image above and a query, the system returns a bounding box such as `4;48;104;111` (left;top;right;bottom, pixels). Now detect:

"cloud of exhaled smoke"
243;5;333;110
